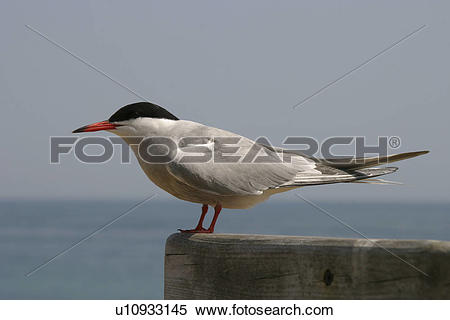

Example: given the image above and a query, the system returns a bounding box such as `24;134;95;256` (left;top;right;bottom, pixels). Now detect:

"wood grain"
164;233;450;299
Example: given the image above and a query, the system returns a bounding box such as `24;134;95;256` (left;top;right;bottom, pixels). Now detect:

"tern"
73;102;428;233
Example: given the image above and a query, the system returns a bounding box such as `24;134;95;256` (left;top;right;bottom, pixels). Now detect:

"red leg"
206;204;222;233
178;204;209;233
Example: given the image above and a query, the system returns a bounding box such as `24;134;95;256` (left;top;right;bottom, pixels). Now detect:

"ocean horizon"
1;199;449;299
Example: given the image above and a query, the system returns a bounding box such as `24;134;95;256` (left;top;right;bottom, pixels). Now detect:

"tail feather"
276;150;428;188
320;150;429;170
350;167;398;180
352;178;403;185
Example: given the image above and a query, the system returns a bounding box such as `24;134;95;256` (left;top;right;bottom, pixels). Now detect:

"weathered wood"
164;233;450;299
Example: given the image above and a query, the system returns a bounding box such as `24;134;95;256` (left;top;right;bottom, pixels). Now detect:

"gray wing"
166;136;317;196
259;145;400;186
165;121;399;195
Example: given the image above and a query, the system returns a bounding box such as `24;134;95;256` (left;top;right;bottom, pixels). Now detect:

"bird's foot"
178;227;212;233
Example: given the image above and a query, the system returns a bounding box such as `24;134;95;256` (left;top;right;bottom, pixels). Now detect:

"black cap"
109;102;179;122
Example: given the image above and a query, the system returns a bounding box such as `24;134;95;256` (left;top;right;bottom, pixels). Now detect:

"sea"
1;199;449;299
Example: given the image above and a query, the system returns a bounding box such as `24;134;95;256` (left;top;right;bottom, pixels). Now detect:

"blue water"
1;199;449;299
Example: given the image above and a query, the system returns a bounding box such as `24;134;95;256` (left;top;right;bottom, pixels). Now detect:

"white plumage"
73;102;428;232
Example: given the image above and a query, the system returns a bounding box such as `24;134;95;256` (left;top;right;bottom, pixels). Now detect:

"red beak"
72;120;120;133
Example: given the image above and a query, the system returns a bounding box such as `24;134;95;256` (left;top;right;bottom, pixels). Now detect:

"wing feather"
166;137;301;195
163;121;400;195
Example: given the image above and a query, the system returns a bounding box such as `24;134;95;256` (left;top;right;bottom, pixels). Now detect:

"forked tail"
319;150;429;170
279;150;429;187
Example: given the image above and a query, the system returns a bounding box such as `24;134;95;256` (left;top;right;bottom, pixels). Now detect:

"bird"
73;102;428;233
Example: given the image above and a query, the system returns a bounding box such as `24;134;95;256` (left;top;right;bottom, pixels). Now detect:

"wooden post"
164;233;450;299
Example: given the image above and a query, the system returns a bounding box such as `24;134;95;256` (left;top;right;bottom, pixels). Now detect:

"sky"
0;0;449;202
